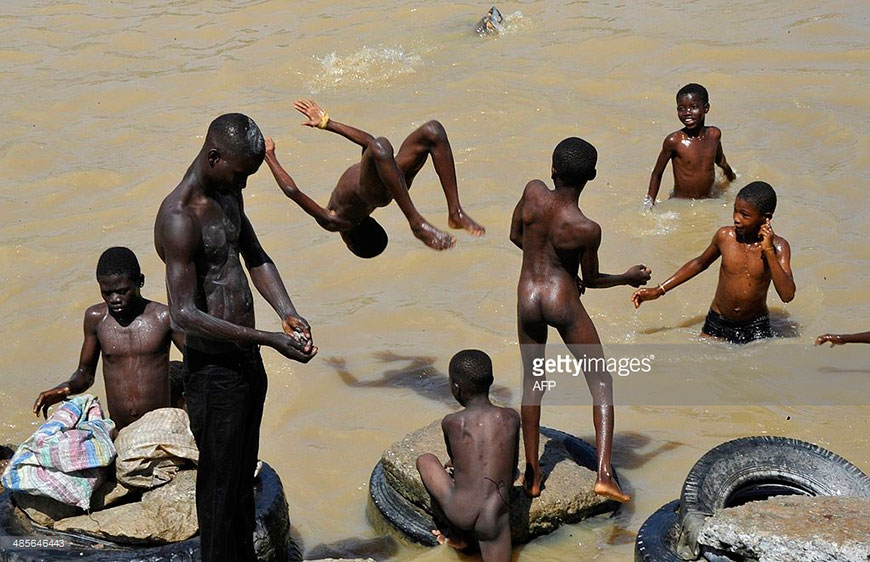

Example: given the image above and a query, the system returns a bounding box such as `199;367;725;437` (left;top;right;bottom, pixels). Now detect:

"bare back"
516;181;598;327
155;178;256;353
93;300;173;429
443;405;519;530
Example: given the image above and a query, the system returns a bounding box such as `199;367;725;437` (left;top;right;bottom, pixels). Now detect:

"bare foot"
521;462;542;498
594;479;632;503
432;529;467;550
448;210;486;236
412;221;456;250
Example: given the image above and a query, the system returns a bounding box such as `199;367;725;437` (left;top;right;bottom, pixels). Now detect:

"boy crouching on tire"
416;350;520;561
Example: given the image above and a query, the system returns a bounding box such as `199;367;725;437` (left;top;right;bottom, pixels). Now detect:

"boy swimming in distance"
633;182;795;344
645;83;736;208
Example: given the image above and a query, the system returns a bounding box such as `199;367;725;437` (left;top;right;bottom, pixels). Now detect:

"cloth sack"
114;407;198;489
1;394;115;509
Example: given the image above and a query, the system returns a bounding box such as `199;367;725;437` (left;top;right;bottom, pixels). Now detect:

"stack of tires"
635;436;870;561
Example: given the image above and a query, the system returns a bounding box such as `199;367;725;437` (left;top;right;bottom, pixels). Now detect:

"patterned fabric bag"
1;394;116;509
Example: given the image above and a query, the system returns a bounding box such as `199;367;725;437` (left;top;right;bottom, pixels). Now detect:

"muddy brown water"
1;2;868;560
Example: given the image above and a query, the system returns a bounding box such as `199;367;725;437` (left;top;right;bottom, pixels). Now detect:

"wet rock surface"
53;469;197;544
699;495;870;562
381;420;617;543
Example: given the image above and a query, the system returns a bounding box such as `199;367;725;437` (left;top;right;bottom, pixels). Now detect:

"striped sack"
1;394;116;509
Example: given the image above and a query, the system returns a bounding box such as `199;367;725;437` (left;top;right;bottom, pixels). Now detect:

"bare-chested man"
645;83;736;208
510;137;650;502
33;247;184;432
416;350;519;561
154;113;316;562
633;182;795;344
263;99;484;258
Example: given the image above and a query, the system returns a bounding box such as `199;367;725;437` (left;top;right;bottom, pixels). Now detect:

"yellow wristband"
317;112;330;129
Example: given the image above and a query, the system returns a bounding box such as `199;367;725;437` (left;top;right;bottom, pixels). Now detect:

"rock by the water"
13;492;82;527
54;469;197;544
698;496;870;562
0;444;14;493
381;420;616;543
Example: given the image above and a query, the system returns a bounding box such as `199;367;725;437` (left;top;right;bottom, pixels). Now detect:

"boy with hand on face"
645;83;736;208
33;247;185;432
633;182;795;344
416;350;520;562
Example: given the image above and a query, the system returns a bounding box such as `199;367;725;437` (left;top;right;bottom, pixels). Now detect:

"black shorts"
702;308;773;344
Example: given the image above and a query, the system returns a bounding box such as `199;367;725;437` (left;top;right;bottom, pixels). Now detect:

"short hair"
449;349;494;395
736;181;777;216
169;361;186;408
552;137;597;185
342;217;388;259
207;113;265;163
677;83;709;105
96;247;140;279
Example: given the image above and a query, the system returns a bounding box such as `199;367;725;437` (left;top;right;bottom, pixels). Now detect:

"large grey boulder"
53;469;197;544
698;495;870;562
381;420;616;543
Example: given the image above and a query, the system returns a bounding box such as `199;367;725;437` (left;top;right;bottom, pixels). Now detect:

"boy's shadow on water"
325;351;513;406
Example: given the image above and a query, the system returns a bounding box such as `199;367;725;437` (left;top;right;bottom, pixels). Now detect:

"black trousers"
184;346;268;562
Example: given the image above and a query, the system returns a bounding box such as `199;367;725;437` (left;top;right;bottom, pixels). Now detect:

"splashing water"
308;46;423;91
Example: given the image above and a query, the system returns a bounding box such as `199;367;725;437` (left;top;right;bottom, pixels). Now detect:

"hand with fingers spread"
294;99;328;128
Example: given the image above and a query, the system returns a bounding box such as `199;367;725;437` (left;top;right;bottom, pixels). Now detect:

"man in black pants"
155;113;316;561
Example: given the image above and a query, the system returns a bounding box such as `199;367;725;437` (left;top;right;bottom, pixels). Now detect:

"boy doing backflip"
416;350;520;561
32;247;185;431
633;182;795;343
264;99;484;258
645;83;736;207
511;137;650;502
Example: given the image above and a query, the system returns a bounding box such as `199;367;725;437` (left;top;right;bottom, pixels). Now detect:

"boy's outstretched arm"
760;219;795;302
632;229;723;308
295;99;375;148
264;138;353;232
646;136;676;205
580;222;651;289
33;307;101;418
715;137;736;181
816;331;870;346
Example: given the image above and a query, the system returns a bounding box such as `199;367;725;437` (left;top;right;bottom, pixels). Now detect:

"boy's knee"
421;120;447;143
369;136;394;160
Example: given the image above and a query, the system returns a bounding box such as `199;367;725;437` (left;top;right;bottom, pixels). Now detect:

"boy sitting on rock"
416;350;520;561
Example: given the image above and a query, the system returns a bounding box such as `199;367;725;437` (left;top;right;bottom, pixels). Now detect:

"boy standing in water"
510;138;650;501
32;247;185;432
264;99;484;258
645;83;736;207
633;182;795;343
416;350;519;561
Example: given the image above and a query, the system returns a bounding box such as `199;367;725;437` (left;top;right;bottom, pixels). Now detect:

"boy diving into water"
511;137;650;502
33;247;185;431
264;99;484;258
645;83;736;208
633;182;795;344
416;350;520;561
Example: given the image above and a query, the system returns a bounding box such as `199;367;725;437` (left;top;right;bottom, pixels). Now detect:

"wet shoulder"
522;179;550;203
665;130;684;147
144;300;173;329
707;126;722;139
84;303;108;327
715;225;736;247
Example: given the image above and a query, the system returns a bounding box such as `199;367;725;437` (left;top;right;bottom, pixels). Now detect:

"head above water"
449;349;494;404
96;247;144;315
203;113;265;190
736;181;777;218
340;217;388;259
677;83;709;105
551;137;597;187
